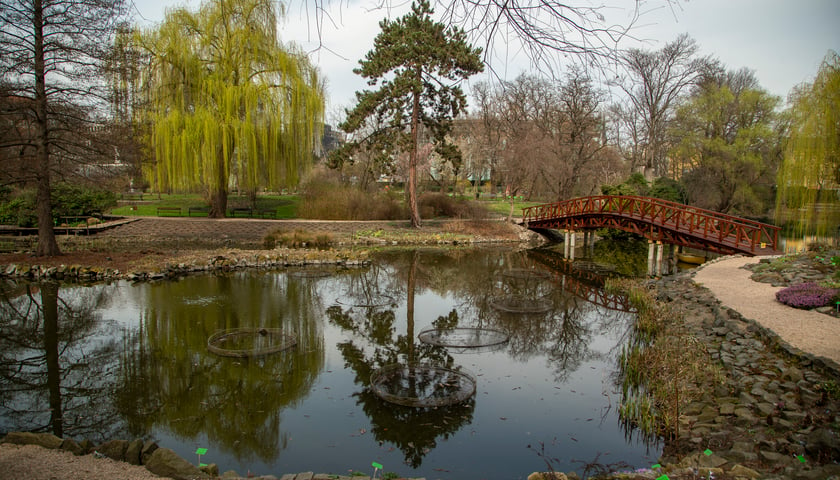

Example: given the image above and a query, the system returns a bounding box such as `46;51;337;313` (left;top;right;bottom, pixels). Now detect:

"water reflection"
0;248;658;478
115;272;326;463
0;281;124;442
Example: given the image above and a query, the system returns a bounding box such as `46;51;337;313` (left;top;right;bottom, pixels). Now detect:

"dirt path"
693;255;840;366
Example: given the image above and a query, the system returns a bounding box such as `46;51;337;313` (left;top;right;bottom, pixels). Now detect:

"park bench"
257;209;277;219
156;207;182;217
229;207;252;217
188;206;210;217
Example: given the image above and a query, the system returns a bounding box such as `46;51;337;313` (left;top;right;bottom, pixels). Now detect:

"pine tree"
334;0;483;227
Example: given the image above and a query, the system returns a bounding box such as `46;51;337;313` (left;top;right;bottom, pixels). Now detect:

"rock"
60;438;84;456
805;427;840;460
95;439;128;462
527;473;568;480
141;440;159;464
125;438;144;465
221;471;240;479
200;463;219;476
729;464;761;478
1;432;63;449
79;438;95;454
144;447;209;480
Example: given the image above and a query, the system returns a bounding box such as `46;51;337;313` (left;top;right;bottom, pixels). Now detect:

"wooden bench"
257;209;277;219
188;206;210;217
229;207;252;218
156;207;182;217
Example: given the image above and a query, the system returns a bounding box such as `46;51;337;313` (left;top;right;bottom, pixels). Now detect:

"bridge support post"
569;230;576;260
647;240;655;277
655;241;664;277
564;230;571;258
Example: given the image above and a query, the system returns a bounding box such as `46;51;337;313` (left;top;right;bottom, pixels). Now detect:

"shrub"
775;282;838;309
419;192;487;219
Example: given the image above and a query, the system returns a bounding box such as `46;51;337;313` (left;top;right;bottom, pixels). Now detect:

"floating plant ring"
207;328;297;358
489;294;552;314
335;294;396;308
370;363;477;408
418;327;509;349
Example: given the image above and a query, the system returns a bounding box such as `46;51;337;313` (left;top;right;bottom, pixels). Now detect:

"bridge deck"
522;195;782;256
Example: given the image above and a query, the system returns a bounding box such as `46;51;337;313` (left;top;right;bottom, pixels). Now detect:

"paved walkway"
693;256;840;367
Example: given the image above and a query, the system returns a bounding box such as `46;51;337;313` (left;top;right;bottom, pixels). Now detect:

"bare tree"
614;33;708;179
0;0;127;255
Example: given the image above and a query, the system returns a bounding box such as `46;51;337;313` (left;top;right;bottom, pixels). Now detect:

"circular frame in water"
207;328;297;358
418;327;509;349
370;363;477;408
489;294;552;313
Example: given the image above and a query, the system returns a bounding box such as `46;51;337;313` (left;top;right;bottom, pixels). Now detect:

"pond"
0;245;660;479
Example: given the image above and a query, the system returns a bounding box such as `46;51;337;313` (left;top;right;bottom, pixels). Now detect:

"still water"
0;246;659;479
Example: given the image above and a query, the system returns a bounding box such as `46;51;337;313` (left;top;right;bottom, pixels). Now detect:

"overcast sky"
133;0;839;119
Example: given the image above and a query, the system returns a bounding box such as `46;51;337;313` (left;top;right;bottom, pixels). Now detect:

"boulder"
140;440;158;464
60;438;84;456
144;447;209;480
125;438;144;465
95;439;128;462
1;432;62;449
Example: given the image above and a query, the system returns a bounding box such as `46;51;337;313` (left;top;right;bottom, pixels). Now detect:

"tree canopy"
136;0;324;217
670;67;780;216
333;0;483;227
776;51;840;236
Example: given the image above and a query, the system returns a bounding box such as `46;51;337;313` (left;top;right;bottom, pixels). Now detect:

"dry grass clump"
606;278;721;441
297;177;405;220
263;229;334;249
442;219;520;239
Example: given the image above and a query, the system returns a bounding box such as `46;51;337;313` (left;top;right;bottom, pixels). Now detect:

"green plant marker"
372;461;383;469
195;448;208;455
651;463;661;469
704;448;713;456
199;463;208;467
656;475;669;480
797;454;806;463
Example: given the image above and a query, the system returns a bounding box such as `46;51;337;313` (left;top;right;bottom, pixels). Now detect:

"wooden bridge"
521;195;782;256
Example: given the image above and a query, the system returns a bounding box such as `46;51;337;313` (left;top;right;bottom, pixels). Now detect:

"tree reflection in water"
0;280;124;442
114;272;325;463
327;251;475;467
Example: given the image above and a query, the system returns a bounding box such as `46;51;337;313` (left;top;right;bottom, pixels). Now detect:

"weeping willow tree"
776;51;840;236
136;0;324;217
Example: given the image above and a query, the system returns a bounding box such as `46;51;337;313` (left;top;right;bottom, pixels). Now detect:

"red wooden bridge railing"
522;195;782;256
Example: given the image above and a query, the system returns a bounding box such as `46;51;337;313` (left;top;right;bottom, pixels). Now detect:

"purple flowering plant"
775;282;838;309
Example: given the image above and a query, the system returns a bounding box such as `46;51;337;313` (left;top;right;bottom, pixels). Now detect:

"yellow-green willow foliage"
776;51;840;236
137;0;324;216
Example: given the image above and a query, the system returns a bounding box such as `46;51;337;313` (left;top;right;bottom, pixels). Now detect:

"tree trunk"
407;70;422;228
208;147;228;218
42;282;63;438
33;0;60;256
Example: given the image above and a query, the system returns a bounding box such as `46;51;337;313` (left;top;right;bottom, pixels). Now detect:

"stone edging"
0;432;426;480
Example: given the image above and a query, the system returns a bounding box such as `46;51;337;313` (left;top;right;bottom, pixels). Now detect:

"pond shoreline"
0;221;838;479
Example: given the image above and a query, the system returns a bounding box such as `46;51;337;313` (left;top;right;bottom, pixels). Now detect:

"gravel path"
0;444;165;480
693;255;840;366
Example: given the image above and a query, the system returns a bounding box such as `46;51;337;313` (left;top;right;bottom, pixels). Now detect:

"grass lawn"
110;193;300;219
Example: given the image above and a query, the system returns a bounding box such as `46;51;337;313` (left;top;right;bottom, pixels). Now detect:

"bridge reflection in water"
522;195;783;276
